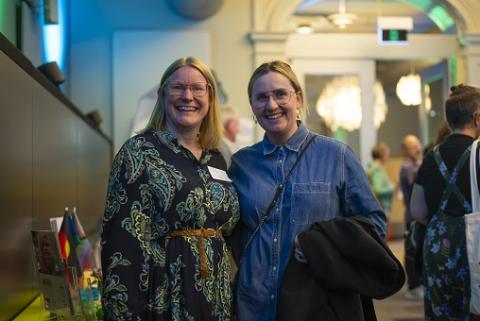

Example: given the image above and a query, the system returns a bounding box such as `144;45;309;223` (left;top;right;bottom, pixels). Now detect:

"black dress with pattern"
101;130;240;321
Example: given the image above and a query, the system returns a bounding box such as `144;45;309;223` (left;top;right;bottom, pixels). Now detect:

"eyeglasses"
252;89;295;107
166;82;209;97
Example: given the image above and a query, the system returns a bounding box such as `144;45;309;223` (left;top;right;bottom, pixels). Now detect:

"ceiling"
288;0;459;34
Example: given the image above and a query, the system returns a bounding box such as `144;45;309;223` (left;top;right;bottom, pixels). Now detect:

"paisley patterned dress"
101;130;240;321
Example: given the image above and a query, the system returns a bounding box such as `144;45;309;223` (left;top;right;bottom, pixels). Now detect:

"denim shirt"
228;124;386;321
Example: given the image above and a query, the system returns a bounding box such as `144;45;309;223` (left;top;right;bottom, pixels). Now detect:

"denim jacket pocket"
290;182;330;226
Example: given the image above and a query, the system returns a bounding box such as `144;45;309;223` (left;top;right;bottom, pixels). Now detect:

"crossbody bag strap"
239;134;316;264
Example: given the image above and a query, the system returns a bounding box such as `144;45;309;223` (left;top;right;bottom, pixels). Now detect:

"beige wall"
69;0;253;146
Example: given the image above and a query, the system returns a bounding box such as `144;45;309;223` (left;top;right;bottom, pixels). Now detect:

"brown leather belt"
168;228;223;277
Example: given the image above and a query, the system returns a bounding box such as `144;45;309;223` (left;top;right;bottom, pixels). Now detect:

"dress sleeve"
341;145;387;238
101;139;162;320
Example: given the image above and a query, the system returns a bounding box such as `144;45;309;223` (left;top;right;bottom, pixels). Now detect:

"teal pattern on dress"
101;130;239;321
423;146;472;321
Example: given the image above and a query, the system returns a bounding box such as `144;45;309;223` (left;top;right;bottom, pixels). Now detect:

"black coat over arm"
277;216;405;321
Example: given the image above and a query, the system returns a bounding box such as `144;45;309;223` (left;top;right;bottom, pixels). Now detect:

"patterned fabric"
423;146;472;321
101;130;240;321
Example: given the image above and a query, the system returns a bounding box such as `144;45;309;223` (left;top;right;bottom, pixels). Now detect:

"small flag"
72;207;92;271
72;207;86;239
58;207;82;276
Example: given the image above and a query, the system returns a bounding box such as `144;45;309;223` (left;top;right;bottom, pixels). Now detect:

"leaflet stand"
31;230;84;319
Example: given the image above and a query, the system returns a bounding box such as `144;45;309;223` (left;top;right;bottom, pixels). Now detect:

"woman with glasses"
101;57;240;321
228;60;387;321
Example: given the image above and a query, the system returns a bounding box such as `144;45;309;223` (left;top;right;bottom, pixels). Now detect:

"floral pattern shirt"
101;130;240;321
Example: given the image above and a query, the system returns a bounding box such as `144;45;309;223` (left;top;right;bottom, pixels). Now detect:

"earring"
252;115;258;124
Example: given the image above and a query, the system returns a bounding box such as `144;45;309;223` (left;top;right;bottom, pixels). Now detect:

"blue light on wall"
43;0;66;71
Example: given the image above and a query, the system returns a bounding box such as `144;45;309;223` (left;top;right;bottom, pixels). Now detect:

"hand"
294;235;307;263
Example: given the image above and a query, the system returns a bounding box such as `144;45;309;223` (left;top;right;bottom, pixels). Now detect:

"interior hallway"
374;239;424;321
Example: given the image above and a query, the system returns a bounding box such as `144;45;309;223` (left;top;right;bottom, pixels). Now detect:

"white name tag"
208;166;232;182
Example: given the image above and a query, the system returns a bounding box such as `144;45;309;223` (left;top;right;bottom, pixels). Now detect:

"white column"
249;32;288;68
359;64;376;169
464;34;480;86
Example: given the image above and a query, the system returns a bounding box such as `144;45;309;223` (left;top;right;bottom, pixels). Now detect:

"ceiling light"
328;0;357;29
296;23;314;34
396;73;422;106
316;77;388;132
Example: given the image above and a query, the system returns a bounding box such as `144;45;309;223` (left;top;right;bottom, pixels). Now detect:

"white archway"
255;0;480;34
250;0;480;166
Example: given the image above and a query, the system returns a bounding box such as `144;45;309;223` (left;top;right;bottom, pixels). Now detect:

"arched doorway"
249;0;480;165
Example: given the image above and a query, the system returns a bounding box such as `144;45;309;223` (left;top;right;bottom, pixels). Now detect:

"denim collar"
262;122;310;156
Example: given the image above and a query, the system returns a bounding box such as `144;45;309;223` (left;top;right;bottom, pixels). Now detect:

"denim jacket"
228;124;386;321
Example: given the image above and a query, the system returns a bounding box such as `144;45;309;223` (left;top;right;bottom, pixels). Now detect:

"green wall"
0;0;17;45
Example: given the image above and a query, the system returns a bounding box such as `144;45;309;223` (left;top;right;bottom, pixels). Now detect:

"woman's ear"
295;91;304;109
297;90;304;103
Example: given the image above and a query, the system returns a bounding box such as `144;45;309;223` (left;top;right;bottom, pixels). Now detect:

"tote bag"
467;138;480;315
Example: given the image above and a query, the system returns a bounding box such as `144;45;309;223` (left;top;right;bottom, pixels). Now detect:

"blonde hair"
247;60;306;117
144;57;223;149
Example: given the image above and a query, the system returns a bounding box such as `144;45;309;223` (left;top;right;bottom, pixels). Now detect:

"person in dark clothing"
410;84;480;320
399;134;423;300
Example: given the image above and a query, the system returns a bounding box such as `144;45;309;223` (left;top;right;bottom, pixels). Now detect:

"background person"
218;104;241;165
228;60;386;321
410;84;480;320
367;142;395;217
423;121;452;155
399;134;423;301
101;57;240;321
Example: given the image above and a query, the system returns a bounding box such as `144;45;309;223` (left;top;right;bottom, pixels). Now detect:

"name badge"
208;166;232;182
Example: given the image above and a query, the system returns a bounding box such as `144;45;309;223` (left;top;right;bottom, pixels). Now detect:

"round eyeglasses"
252;89;295;107
166;82;209;97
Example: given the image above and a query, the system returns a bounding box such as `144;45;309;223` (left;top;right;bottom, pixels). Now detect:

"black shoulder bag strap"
239;134;316;264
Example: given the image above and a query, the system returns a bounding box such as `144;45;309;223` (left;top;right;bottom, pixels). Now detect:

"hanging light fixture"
296;23;315;34
328;0;357;29
316;76;388;132
396;73;421;106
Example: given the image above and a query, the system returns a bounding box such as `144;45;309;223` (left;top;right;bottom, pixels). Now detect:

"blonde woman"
101;57;240;321
229;61;386;321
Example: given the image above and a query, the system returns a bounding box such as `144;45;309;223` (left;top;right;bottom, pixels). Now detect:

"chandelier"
316;76;388;132
328;0;357;29
396;73;421;106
